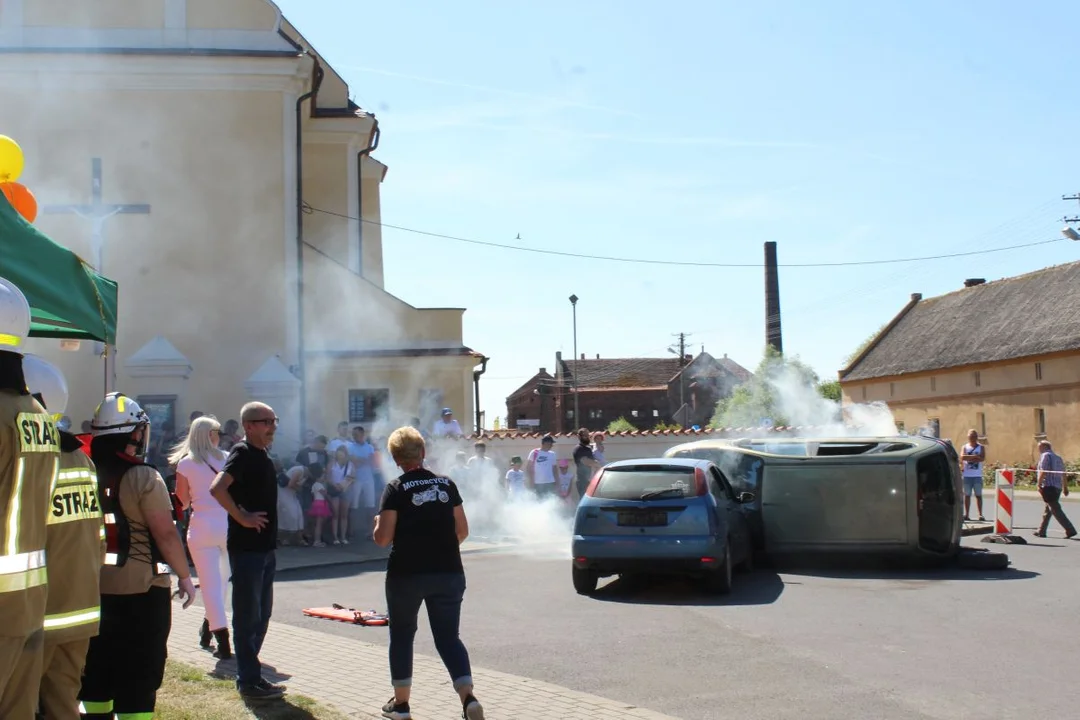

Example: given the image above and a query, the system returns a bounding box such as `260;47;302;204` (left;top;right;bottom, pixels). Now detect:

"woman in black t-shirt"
373;426;484;720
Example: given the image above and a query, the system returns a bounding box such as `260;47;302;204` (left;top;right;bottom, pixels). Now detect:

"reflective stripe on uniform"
44;605;101;631
0;564;46;592
0;549;47;593
0;333;20;348
6;457;24;556
55;468;96;487
79;700;114;714
117;713;154;720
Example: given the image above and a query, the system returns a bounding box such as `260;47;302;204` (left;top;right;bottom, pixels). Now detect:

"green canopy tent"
0;193;118;345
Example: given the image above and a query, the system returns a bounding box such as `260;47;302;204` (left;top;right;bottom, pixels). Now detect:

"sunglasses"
250;417;279;427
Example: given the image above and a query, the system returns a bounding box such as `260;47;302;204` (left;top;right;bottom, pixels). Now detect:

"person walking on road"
1033;440;1076;539
373;426;484;720
172;415;232;659
209;402;284;700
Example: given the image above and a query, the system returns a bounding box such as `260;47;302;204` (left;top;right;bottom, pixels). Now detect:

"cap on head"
542;435;555;445
442;408;453;416
22;353;68;417
0;277;30;351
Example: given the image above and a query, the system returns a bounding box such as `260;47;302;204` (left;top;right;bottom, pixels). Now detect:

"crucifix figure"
43;158;151;271
43;158;151;393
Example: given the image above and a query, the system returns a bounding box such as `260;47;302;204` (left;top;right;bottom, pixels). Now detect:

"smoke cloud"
767;364;898;437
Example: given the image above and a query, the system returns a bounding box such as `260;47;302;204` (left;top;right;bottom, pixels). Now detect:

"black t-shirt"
295;447;329;474
573;442;595;485
379;469;463;577
223;441;278;553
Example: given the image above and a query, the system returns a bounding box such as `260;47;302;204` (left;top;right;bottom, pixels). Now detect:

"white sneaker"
464;698;485;719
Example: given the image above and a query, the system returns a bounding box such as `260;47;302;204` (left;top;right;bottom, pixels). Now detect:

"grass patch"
156;660;348;720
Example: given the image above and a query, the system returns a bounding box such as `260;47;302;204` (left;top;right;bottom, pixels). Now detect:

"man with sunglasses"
210;402;284;699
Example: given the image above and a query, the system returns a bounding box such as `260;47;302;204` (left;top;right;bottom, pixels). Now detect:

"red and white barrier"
994;469;1015;535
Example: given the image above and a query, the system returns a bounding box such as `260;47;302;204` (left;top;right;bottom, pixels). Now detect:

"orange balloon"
0;182;37;224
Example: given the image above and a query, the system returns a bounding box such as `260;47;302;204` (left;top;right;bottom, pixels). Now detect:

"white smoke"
767;364;898;438
401;438;573;560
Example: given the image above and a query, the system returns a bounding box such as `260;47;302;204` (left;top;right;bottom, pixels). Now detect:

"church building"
0;0;485;453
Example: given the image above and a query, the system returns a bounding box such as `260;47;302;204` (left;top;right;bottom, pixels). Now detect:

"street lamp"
1062;225;1080;241
569;294;579;428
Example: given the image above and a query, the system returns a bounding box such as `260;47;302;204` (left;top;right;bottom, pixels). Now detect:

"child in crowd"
505;456;526;500
308;471;333;548
557;458;575;509
277;466;307;546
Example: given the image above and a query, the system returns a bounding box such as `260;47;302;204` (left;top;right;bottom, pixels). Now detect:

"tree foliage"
606;417;637;434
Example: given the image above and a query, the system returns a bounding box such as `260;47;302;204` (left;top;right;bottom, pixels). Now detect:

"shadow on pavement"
275;558;388;583
241;696;322;719
772;553;1040;582
590;568;785;607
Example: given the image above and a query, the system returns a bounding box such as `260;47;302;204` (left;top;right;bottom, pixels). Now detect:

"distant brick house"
838;261;1080;464
505;351;752;433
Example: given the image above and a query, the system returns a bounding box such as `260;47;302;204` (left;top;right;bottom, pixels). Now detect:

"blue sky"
274;0;1080;426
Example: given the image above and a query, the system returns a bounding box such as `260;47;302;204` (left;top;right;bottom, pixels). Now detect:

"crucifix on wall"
43;158;151;271
43;158;151;393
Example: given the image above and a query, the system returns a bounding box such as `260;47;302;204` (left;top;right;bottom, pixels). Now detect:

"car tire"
704;543;733;595
738;545;754;573
572;566;598;595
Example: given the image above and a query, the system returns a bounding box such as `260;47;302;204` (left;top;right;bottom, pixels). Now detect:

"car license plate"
617;510;668;527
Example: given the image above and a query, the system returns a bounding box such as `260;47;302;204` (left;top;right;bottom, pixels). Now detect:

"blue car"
571;458;756;595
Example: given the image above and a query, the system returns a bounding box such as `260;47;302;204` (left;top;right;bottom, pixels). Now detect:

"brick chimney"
764;241;783;353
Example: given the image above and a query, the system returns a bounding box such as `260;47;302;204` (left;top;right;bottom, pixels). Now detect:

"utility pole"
569;295;579;428
668;332;692;428
1060;194;1080;241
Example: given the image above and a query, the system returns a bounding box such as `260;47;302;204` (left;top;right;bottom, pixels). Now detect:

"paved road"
187;497;1080;719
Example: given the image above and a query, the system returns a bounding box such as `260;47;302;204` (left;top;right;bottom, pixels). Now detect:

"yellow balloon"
0;136;24;184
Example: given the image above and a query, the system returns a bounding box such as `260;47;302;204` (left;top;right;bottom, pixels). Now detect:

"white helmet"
92;392;151;456
22;353;68;418
0;277;30;352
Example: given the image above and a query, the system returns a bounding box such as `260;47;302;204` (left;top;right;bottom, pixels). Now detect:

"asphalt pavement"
187;496;1080;719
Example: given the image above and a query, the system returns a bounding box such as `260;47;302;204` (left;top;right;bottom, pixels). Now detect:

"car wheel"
705;542;733;595
572;566;598;595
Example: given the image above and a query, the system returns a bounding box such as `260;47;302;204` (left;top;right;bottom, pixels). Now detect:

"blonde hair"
387;426;425;466
168;415;225;467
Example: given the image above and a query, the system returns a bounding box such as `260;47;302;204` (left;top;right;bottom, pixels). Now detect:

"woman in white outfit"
171;415;232;658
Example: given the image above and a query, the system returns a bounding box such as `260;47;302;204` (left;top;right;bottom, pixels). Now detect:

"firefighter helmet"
92;392;151;457
0;276;30;351
21;353;68;418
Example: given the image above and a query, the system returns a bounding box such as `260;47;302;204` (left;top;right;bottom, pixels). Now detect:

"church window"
349;389;390;424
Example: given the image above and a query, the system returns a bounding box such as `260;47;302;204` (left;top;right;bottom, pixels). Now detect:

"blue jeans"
229;549;276;686
385;573;472;690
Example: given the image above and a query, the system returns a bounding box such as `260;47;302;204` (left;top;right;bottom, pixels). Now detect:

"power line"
302;203;1066;269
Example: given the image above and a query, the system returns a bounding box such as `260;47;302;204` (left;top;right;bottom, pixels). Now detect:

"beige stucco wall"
841;353;1080;464
305;356;474;441
187;0;278;31
23;0;165;28
4;84;289;430
302;142;351;263
360;158;385;288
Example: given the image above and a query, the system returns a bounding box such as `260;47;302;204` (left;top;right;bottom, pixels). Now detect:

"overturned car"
663;435;965;559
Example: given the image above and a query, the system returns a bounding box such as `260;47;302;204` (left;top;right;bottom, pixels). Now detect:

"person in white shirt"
959;429;986;521
347;425;377;540
527;435;559;499
327;421;350;454
505;457;526;500
432;408;464;439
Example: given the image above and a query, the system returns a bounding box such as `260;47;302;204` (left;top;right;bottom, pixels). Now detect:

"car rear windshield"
593;467;696;501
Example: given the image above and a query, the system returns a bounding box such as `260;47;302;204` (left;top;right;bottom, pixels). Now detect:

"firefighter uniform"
0;384;60;718
40;434;104;720
79;394;180;720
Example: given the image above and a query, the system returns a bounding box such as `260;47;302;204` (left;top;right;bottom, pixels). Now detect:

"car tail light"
575;556;587;563
701;557;718;565
584;469;604;497
693;467;708;496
